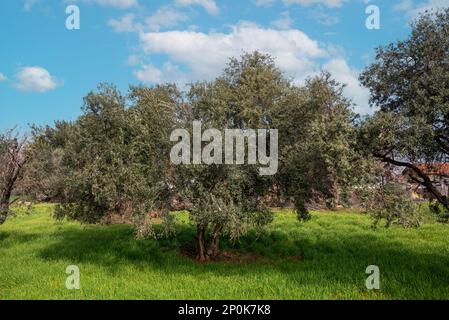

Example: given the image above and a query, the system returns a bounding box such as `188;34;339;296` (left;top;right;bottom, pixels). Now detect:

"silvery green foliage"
176;53;281;259
54;84;180;239
176;52;359;259
36;52;360;260
358;181;424;229
273;73;360;220
360;8;449;214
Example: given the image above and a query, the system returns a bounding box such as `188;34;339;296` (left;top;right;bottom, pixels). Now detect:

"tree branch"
435;134;449;155
373;151;449;209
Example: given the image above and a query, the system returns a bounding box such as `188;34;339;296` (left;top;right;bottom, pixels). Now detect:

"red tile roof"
414;163;449;176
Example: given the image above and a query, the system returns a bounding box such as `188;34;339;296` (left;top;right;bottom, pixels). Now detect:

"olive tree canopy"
360;8;449;213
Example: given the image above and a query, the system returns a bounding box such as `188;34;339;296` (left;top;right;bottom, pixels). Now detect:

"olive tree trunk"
207;225;223;259
195;224;208;261
195;224;224;261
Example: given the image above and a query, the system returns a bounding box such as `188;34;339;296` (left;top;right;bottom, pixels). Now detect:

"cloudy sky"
0;0;448;130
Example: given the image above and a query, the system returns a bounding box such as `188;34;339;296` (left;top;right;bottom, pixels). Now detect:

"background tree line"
1;9;449;260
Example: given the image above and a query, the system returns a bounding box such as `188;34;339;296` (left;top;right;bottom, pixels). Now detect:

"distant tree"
359;8;449;212
0;130;29;224
17;122;71;202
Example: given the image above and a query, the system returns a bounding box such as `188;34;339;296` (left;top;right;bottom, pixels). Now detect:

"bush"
359;181;425;228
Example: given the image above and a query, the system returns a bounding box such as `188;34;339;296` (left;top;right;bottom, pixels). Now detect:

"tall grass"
0;204;448;299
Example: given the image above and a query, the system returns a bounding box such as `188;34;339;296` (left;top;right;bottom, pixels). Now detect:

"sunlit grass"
1;204;448;300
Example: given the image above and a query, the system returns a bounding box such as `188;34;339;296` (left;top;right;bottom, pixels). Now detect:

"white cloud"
134;64;164;83
258;0;357;6
323;58;371;114
67;0;138;9
175;0;219;15
0;73;6;82
96;0;137;7
394;0;414;12
127;54;140;66
254;0;276;7
109;8;187;33
134;23;372;114
24;0;39;11
395;0;449;17
134;62;188;85
144;7;188;32
283;0;347;8
309;10;340;26
271;11;294;29
138;22;326;83
14;67;60;93
108;13;137;32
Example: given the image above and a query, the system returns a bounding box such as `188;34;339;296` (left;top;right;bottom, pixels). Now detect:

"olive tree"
46;52;360;261
359;8;449;212
173;52;284;260
17;122;71;202
53;83;179;229
174;53;360;259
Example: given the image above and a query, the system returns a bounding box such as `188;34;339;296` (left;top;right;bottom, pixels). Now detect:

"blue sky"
0;0;447;131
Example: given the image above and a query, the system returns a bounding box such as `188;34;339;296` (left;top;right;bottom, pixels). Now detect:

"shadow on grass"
29;222;449;296
0;231;40;249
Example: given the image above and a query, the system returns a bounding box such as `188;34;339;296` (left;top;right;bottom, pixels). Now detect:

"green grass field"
1;204;448;300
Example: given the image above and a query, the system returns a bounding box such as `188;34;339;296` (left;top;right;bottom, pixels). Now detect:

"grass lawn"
1;204;448;300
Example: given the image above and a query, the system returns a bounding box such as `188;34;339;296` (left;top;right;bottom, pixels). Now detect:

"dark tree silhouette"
0;131;29;224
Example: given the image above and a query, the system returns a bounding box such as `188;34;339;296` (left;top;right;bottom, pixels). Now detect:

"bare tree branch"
0;130;29;225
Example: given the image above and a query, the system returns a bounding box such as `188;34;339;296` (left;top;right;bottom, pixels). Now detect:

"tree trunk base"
195;224;223;262
195;224;209;262
207;237;221;260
